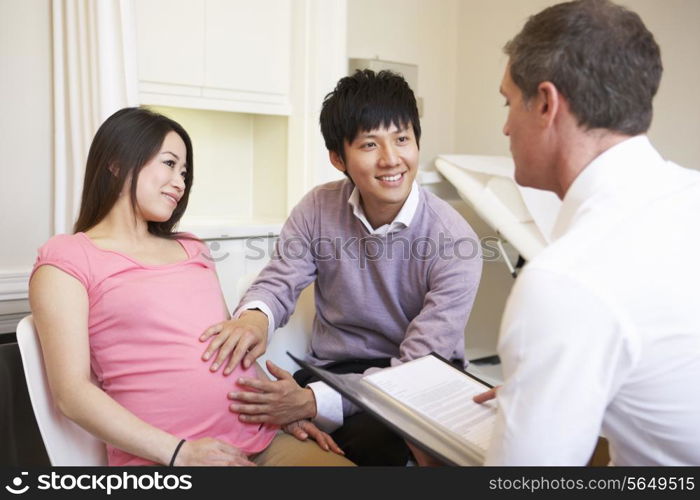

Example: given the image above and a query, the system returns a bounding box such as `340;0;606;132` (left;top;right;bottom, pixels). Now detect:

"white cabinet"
135;0;348;234
205;0;291;97
154;105;289;231
135;0;292;115
134;0;205;88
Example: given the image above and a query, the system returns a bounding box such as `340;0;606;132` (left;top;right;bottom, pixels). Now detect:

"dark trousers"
294;358;410;466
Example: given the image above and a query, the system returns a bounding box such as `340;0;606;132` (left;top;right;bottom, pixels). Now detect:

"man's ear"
329;150;345;173
537;81;561;129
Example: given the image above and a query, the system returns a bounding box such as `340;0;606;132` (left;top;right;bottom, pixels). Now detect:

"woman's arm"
29;265;252;466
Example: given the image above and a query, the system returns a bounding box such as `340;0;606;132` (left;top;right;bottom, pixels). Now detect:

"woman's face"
133;131;188;222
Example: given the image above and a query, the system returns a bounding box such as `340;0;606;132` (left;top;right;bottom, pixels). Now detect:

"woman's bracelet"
169;439;186;466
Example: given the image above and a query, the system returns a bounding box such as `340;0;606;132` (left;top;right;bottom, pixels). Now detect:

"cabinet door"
134;0;205;87
204;0;291;97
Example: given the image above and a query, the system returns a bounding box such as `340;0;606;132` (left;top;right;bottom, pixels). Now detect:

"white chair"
15;315;107;466
235;273;315;377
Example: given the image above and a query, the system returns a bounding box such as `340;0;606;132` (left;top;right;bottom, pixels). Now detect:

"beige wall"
633;0;700;169
453;0;552;157
453;0;700;169
347;0;459;170
0;0;52;271
347;0;700;167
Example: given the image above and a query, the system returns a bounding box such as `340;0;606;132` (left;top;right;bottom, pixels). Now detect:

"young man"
478;0;700;465
201;70;482;465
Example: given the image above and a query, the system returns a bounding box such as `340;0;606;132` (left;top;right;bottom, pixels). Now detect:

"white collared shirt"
347;181;420;235
487;136;700;465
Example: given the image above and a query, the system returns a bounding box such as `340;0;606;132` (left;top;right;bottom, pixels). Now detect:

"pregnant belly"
102;357;267;446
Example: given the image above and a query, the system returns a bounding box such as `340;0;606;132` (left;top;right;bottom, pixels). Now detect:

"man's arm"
201;193;318;372
328;246;482;417
396;240;482;364
486;267;637;465
231;229;484;426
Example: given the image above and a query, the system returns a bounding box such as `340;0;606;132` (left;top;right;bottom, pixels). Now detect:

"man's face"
500;65;548;189
331;123;419;225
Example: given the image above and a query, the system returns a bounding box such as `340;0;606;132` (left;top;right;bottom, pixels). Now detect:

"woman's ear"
107;163;119;177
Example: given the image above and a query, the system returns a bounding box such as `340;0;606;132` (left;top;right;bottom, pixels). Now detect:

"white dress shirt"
486;136;700;465
241;181;421;431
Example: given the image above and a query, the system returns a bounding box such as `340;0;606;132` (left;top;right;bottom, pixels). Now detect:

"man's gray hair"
505;0;662;135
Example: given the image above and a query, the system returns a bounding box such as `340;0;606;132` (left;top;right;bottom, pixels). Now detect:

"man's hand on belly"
228;360;317;425
200;310;269;373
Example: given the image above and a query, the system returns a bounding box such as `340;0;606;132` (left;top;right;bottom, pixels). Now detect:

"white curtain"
52;0;138;234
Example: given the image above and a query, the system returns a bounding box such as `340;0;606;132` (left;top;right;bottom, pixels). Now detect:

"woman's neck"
84;198;151;244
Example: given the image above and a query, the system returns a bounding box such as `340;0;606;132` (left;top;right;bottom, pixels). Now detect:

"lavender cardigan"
240;179;482;414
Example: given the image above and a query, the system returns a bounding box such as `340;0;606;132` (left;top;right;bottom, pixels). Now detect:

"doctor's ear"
536;81;561;127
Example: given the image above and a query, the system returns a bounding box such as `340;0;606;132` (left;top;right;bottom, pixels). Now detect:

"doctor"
414;0;700;465
482;0;700;465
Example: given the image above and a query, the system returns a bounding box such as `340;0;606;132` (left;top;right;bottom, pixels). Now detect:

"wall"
347;0;459;170
0;0;52;269
633;0;700;169
346;0;700;171
453;0;700;169
0;0;52;326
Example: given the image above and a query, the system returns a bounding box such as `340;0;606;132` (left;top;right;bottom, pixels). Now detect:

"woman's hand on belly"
174;437;255;466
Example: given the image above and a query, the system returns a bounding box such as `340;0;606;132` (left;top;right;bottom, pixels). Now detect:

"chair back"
16;315;107;466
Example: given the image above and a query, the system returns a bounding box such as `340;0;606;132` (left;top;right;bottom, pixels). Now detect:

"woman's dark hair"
73;107;193;238
319;69;421;162
505;0;662;135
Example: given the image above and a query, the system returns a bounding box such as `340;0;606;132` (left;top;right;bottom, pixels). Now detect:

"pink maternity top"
32;232;277;465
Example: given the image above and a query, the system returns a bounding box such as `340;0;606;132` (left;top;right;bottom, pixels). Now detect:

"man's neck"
360;197;404;229
554;129;633;199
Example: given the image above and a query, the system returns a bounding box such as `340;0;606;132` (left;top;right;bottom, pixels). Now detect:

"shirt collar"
348;181;420;235
551;135;662;241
